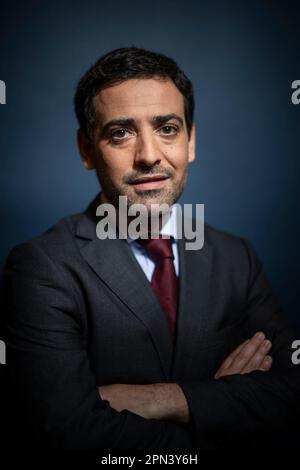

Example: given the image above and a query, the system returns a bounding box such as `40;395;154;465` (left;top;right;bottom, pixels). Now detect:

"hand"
99;383;155;419
214;331;272;379
99;383;189;424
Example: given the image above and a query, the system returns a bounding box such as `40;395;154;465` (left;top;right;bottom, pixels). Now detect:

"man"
3;47;300;451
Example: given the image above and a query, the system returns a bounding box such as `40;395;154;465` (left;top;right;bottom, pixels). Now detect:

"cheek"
163;143;189;170
97;149;132;180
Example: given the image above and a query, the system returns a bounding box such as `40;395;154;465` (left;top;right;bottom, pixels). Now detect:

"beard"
96;164;188;212
96;165;188;211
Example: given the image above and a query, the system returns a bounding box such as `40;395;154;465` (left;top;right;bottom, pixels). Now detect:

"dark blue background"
0;0;299;328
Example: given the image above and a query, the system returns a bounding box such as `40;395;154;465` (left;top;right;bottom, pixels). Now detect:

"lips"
130;175;169;190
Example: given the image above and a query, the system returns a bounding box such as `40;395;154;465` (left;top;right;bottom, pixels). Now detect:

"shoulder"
5;212;82;274
204;222;245;250
202;222;262;275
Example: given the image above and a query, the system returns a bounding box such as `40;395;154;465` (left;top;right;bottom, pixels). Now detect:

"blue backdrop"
0;0;299;328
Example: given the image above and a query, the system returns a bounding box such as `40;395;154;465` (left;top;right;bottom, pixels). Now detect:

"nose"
134;130;161;167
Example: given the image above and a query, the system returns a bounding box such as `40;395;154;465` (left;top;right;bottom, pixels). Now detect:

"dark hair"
74;47;194;140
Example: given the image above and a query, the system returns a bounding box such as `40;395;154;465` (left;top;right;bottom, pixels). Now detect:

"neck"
100;191;173;239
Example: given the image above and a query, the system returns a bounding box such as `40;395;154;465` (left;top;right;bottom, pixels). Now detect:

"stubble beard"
97;167;188;213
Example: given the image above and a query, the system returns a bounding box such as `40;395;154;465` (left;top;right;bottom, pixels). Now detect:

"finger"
214;332;266;379
225;331;266;375
214;340;249;379
226;332;265;365
215;333;264;379
241;339;272;374
215;339;250;379
258;355;273;371
219;333;264;375
226;340;250;362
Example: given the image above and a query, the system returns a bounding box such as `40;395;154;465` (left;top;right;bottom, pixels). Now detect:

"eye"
110;128;132;142
159;125;179;136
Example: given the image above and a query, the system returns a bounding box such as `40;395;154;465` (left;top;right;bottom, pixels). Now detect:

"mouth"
130;174;169;190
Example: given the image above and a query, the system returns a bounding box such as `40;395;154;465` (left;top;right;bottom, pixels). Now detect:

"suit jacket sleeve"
177;238;300;446
3;242;193;451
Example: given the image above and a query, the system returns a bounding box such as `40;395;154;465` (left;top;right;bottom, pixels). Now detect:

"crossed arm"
5;240;299;450
99;331;273;425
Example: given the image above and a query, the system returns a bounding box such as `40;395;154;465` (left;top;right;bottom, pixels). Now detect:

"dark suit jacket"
3;195;300;450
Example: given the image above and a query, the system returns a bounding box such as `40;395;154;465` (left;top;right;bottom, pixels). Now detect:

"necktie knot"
138;237;174;262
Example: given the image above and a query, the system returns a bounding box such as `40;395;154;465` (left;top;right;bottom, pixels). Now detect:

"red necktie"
138;237;178;337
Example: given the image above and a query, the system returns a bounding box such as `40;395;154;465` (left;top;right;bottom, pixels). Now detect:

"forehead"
93;78;185;122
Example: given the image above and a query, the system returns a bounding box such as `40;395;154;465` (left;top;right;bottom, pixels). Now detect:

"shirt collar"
99;192;179;244
127;204;179;245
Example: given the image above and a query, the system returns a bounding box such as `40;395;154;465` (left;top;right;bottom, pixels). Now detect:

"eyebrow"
101;113;184;135
152;114;184;126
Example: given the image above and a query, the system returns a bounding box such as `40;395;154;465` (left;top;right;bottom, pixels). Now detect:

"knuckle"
249;355;263;366
263;355;272;364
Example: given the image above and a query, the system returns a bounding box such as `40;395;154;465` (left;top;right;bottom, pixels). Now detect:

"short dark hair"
74;47;194;140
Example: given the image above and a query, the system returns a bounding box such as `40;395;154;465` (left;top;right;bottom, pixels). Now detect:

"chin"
131;189;175;207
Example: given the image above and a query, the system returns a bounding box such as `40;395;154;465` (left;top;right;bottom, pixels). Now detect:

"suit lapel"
75;197;173;380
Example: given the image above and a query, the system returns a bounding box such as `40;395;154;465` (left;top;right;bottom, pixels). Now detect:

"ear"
188;123;196;163
77;129;96;170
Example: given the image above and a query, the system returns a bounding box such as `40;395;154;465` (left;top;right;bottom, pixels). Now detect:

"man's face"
79;77;195;210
